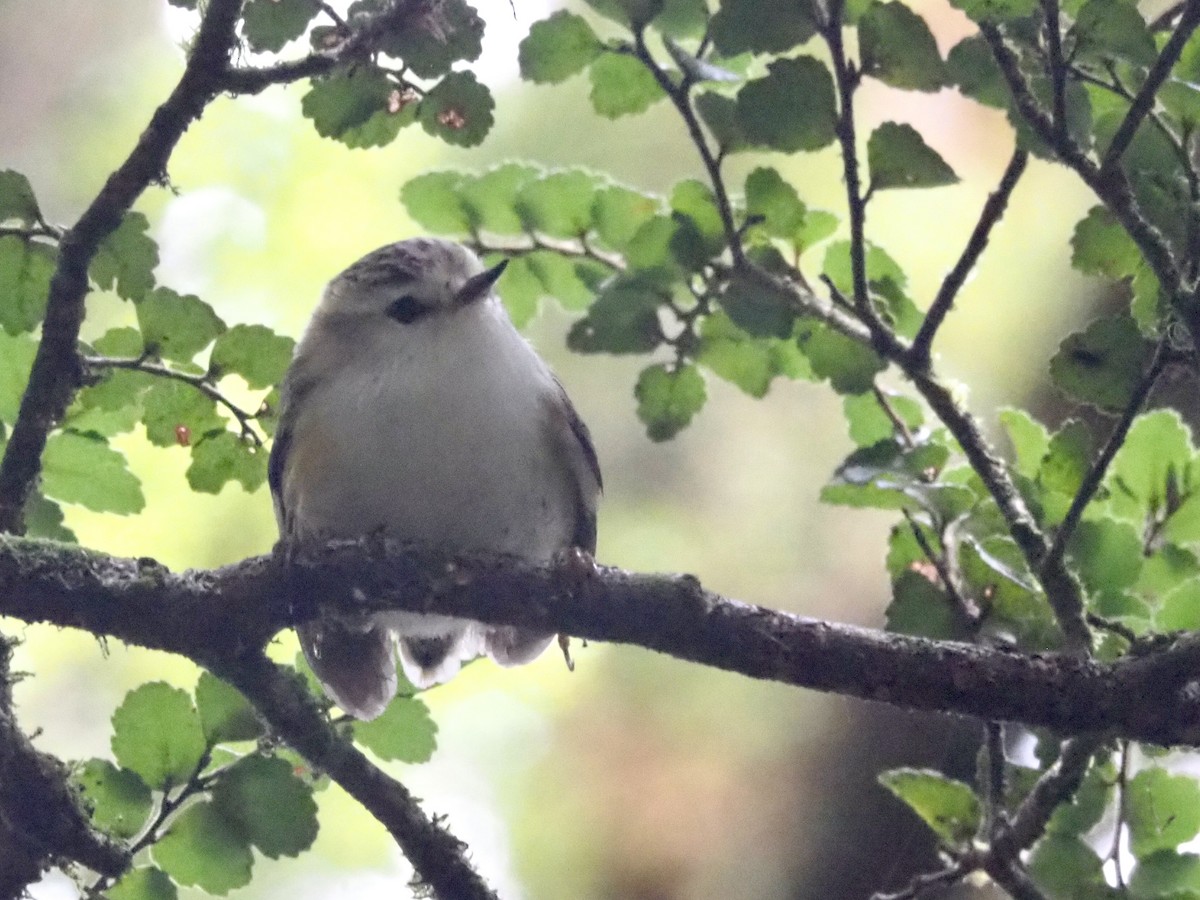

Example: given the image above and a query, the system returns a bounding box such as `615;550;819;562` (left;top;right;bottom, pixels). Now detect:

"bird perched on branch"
269;238;601;720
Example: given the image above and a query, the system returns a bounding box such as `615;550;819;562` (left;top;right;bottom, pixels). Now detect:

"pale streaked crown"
320;237;492;322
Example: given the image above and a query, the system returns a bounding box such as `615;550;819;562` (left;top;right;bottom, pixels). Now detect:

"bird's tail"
298;620;397;721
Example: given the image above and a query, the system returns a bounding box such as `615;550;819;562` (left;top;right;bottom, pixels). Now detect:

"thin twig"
464;232;624;272
1042;337;1170;574
626;30;745;266
0;225;62;241
81;355;266;446
901;508;979;631
1102;0;1200;173
820;0;894;349
910;149;1029;368
1040;0;1068;142
981;23;1183;304
872;861;970;900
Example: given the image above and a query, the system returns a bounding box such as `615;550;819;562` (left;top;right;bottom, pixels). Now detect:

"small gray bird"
269;238;601;720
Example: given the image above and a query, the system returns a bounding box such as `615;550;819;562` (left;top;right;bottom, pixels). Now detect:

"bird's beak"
455;259;509;306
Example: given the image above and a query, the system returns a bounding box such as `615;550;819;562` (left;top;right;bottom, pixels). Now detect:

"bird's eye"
387;295;427;325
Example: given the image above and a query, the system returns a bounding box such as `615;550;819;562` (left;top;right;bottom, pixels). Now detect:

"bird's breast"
285;319;576;560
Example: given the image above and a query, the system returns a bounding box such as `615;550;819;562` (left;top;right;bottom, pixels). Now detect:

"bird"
268;237;601;720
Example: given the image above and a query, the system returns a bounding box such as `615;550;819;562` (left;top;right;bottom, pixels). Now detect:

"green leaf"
1131;262;1165;336
695;92;750;154
656;0;709;37
1072;0;1155;66
380;0;483;78
868;122;960;190
212;755;318;858
822;239;908;298
859;2;945;92
1038;419;1092;524
1158;579;1200;631
887;570;965;639
108;868;178;900
737;56;837;152
698;311;811;397
523;252;600;312
1000;408;1051;478
0;331;36;421
568;275;664;354
210;324;295;389
401;171;471;234
797;320;886;394
843;390;924;447
136;287;226;363
1071;205;1141;280
195;672;263;744
709;0;816;55
1129;851;1200;897
90;212;158;302
74;759;152;840
582;0;665;28
517;170;598;238
948;0;1037;21
153;801;253;894
0;236;55;334
187;431;268;494
1049;315;1147;412
42;431;144;514
879;768;981;845
111;683;206;790
1068;520;1143;596
458;163;540;235
960;536;1059;648
592;184;661;253
1046;757;1116;836
419;71;494;147
24;493;76;542
947;35;1009;109
745;167;807;242
589;52;665;118
822;439;972;518
670;179;725;267
302;67;414;150
353;697;439;762
1128;768;1200;859
720;271;798;338
519;11;604;83
241;0;318;52
1028;834;1106;898
635;363;706;441
627;217;688;279
1108;410;1196;523
0;170;41;225
141;379;224;448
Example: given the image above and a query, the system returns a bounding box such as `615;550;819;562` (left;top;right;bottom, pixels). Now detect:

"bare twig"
910;150;1029;368
1042;337;1170;574
1040;0;1068;142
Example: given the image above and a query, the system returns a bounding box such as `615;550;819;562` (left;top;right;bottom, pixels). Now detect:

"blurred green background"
1;0;1107;896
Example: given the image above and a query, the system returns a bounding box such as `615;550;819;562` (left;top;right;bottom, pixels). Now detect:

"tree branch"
0;0;245;535
4;537;1200;746
210;651;498;900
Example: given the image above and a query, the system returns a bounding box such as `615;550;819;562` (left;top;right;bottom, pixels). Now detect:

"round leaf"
111;682;206;790
588;53;665;118
419;71;495;147
737;57;837;152
353;697;439;763
635;363;706;441
74;759;152;840
153;800;253;894
867;122;959;190
519;11;604;84
212;755;318;858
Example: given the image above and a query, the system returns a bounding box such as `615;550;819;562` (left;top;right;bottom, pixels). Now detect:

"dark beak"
455;259;509;306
